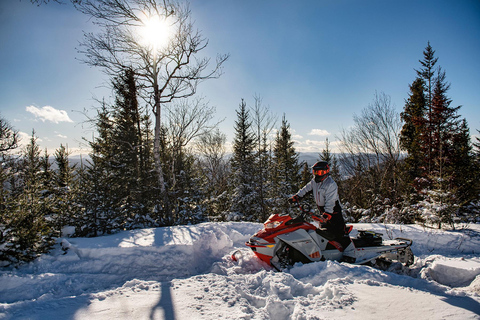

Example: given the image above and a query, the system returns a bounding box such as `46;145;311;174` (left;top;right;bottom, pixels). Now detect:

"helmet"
312;161;330;182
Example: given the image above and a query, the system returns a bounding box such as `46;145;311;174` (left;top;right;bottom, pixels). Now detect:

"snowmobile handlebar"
289;202;328;224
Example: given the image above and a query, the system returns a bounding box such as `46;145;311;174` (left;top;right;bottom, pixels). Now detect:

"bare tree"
0;116;19;154
195;129;229;211
338;92;403;209
251;95;276;220
75;0;229;199
164;97;219;187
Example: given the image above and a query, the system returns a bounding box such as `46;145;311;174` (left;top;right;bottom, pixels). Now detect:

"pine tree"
50;144;79;237
428;67;474;206
76;153;108;237
400;77;427;181
81;69;156;233
0;117;20;265
272;115;301;208
111;69;153;228
229;99;258;220
300;162;311;186
416;42;438;174
473;131;480;201
1;131;54;264
319;138;341;182
406;43;476;225
83;103;119;234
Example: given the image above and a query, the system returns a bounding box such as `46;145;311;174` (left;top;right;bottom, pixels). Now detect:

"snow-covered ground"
1;222;480;319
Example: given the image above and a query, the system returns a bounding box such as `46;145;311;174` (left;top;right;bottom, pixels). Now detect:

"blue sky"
1;0;479;155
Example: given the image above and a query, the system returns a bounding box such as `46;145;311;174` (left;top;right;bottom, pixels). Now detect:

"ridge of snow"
1;222;480;319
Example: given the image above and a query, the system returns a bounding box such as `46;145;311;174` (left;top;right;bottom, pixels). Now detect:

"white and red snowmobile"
238;203;414;271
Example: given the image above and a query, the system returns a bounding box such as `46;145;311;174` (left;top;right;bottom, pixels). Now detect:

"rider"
289;161;347;240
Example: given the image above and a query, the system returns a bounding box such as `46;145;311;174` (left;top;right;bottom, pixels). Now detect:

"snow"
1;222;480;319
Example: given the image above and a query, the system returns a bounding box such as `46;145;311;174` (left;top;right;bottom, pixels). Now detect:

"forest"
1;0;479;266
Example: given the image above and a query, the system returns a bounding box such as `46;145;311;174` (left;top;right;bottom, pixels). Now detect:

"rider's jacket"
295;176;346;236
295;176;339;213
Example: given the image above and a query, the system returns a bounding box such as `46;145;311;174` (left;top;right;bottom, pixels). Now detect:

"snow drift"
1;222;479;319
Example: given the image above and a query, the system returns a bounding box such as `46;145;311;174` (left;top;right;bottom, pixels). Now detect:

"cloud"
287;128;303;140
308;129;330;136
292;134;303;140
26;106;73;124
55;131;68;139
294;139;343;153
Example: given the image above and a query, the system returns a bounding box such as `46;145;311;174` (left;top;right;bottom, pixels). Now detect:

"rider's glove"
322;212;333;221
288;195;300;204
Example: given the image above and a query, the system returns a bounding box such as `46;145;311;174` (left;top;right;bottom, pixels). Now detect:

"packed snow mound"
1;222;480;319
421;256;480;288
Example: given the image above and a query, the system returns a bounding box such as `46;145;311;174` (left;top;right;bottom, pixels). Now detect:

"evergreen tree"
428;71;474;205
111;69;154;228
473;131;480;201
229;99;258;220
83;103;119;234
81;69;156;233
50;144;79;237
0;131;54;265
415;42;438;174
76;153;108;237
405;43;476;225
272;115;301;208
400;77;427;181
319;138;341;182
0;116;20;265
300;162;311;187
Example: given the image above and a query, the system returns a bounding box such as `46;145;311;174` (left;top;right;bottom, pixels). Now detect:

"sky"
1;0;479;156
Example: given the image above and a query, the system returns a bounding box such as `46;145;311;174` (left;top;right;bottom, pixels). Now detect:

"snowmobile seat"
352;230;383;247
316;229;352;247
315;228;336;240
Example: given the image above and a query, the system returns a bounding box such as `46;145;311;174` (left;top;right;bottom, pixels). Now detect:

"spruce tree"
272;115;301;207
416;42;438;174
229;99;258;220
320;138;341;182
400;77;427;181
406;43;476;225
81;69;156;233
300;162;311;187
111;69;150;228
51;144;79;237
1;131;54;264
429;70;473;205
84;104;119;234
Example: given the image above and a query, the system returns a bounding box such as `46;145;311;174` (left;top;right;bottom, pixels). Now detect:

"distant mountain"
298;152;322;166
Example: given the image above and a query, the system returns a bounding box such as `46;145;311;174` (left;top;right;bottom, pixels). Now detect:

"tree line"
338;43;479;227
3;0;480;265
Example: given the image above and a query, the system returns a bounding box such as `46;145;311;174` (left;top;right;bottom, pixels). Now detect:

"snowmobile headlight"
265;221;282;230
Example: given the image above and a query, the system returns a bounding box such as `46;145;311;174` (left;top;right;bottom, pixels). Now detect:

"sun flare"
140;14;173;50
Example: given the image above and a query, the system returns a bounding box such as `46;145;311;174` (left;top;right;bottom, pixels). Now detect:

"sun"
139;14;173;50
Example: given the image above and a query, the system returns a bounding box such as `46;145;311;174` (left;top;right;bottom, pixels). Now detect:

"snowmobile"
238;203;414;271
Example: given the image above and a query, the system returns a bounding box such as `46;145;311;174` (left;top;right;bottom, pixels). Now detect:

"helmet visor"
312;168;329;176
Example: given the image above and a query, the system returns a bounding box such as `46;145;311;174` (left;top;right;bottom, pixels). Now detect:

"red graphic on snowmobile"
237;203;414;271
